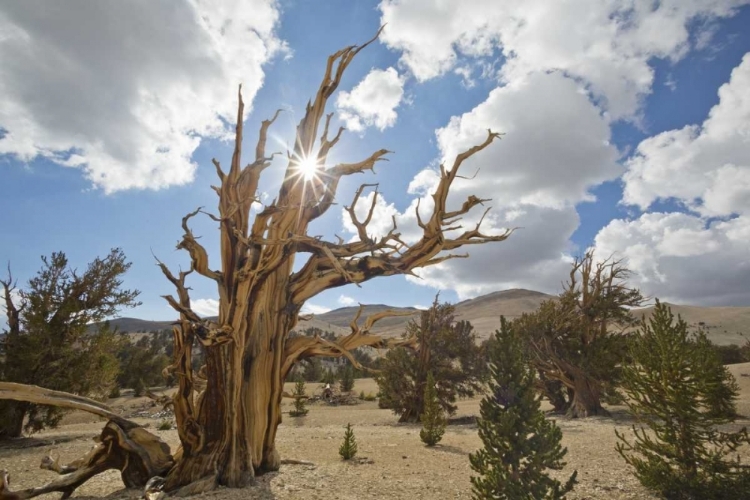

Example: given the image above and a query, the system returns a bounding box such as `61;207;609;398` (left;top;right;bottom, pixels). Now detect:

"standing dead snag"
157;28;511;492
0;29;512;496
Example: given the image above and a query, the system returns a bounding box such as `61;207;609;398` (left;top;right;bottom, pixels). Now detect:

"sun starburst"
297;156;319;181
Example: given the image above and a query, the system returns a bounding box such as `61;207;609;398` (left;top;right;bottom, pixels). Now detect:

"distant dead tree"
0;29;512;496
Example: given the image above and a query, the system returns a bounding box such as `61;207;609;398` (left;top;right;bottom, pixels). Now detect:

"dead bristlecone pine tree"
471;318;577;500
0;28;513;498
339;423;358;460
420;371;446;446
289;377;308;417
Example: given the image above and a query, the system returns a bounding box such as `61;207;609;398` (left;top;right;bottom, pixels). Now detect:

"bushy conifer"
339;363;355;393
420;371;446;446
616;300;750;499
470;318;577;499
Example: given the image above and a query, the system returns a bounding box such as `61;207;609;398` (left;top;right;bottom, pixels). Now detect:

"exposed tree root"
280;459;315;466
168;473;217;498
0;382;173;500
0;421;173;500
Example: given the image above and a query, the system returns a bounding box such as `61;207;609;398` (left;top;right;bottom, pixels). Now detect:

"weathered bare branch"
176;208;221;282
291;130;511;304
282;305;417;376
0;269;21;336
0;382;138;430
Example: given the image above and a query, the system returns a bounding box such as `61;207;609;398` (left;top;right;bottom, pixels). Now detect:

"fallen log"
0;383;174;500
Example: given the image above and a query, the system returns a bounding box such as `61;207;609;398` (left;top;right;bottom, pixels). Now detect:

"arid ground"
3;363;750;500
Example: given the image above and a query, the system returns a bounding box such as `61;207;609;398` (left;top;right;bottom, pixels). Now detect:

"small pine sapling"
420;371;446;446
289;377;309;417
157;419;172;431
339;423;358;460
616;300;750;499
470;318;577;499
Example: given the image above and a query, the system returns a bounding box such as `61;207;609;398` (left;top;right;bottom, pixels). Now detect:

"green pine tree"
470;318;577;499
420;371;446;446
321;368;336;385
289;377;308;417
339;363;355;393
616;300;750;499
339;423;358;460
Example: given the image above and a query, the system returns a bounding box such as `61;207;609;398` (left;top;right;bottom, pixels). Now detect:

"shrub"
133;379;146;398
419;371;446;446
339;364;355;393
616;300;750;499
339;423;357;460
108;386;121;399
470;319;577;499
289;378;309;417
321;368;336;385
157;419;172;431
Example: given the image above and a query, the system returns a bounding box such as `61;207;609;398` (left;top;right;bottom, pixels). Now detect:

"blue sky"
1;0;750;324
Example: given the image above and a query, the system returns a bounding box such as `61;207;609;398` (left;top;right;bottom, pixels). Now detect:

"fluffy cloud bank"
594;53;750;305
342;70;620;298
0;1;285;193
380;0;746;120
347;1;750;304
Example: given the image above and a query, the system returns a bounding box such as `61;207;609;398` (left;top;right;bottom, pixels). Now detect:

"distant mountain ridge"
92;288;749;345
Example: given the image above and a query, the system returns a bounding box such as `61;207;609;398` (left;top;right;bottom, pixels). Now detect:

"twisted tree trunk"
0;402;26;439
164;295;295;489
567;371;607;418
0;28;512;496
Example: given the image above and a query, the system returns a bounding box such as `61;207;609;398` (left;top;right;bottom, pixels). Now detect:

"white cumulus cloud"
338;295;357;306
342;189;400;242
380;0;747;120
301;303;332;315
192;298;220;317
336;67;405;132
622;53;750;217
341;70;623;299
593;53;750;306
0;0;285;193
594;213;750;305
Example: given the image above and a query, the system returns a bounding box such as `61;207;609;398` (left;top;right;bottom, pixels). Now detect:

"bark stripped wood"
0;383;136;431
0;384;172;500
153;27;511;492
0;28;514;495
0;422;172;500
282;306;417;377
0;269;23;338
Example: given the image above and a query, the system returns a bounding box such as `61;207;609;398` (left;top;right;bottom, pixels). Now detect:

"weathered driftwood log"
0;382;173;500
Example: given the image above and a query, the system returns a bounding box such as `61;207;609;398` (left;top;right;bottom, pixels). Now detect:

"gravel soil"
3;365;750;500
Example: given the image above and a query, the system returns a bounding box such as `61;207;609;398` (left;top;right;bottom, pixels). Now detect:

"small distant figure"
323;383;333;400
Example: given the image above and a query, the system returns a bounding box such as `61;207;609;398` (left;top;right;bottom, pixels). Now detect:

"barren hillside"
93;289;750;345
